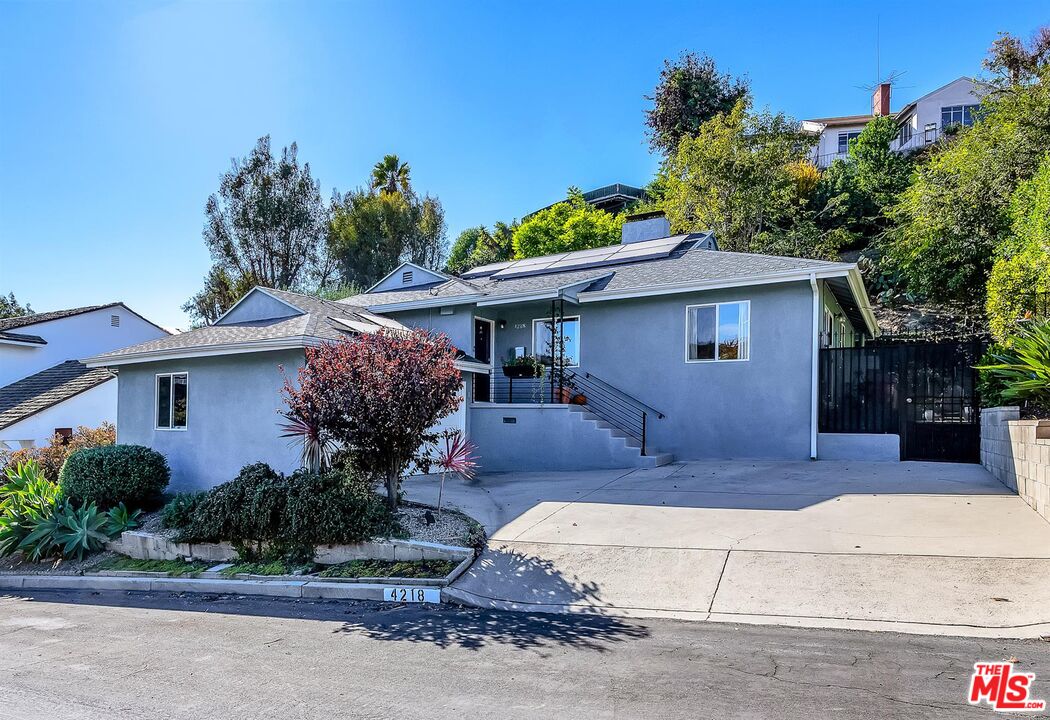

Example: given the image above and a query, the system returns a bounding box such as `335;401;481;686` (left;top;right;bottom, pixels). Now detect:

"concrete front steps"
567;404;673;468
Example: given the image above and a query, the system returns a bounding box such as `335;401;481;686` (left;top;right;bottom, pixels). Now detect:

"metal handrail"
578;372;664;419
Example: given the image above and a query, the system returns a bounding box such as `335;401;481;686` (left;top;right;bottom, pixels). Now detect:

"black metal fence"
819;338;986;462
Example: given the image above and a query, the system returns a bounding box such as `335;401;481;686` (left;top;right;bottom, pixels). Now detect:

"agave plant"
50;502;111;560
104;502;143;537
977;320;1050;408
434;430;478;518
0;461;61;559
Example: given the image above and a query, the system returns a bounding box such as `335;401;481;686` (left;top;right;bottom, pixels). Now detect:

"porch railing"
487;369;664;456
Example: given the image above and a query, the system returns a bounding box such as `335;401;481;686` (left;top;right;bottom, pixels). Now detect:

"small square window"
687;301;750;362
533;317;580;367
837;131;861;155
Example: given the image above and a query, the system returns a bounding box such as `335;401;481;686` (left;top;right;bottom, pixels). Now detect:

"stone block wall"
981;406;1050;523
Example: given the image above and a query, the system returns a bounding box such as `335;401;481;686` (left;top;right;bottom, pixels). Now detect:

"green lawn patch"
317;559;457;579
219;560;316;577
96;557;211;577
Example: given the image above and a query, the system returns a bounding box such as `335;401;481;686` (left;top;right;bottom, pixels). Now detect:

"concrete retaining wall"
468;404;642;472
981;406;1050;523
817;433;900;462
110;531;471;564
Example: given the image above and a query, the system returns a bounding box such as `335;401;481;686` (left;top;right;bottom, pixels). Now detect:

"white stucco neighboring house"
0;303;169;451
802;77;988;167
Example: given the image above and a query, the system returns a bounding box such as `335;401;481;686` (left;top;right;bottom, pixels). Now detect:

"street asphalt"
2;589;1049;719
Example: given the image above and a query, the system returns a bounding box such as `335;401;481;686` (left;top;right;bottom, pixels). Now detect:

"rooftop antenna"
856;16;908;94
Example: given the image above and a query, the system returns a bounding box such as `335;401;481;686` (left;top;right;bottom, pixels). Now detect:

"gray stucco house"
86;223;876;491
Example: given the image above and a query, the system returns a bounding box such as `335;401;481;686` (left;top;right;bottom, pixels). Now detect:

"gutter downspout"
809;274;820;460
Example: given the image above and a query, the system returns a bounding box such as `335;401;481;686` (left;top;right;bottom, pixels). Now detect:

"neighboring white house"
802;77;987;168
0;303;169;451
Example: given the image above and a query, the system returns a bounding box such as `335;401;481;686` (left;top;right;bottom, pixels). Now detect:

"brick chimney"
872;83;891;116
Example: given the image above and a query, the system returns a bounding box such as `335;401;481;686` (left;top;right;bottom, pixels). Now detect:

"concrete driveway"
404;460;1050;638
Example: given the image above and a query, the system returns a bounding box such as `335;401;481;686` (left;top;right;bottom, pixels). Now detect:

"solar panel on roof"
463;234;699;281
461;260;515;278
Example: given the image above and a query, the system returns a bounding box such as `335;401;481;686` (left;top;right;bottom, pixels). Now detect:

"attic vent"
402;270;413;284
110;314;120;327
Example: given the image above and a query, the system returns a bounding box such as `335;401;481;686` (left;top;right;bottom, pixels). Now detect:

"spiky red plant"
435;430;477;516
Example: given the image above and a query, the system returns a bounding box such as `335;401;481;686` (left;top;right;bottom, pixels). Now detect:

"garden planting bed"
0;502;481;587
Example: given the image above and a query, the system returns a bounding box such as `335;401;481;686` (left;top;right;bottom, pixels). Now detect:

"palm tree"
371;154;412;196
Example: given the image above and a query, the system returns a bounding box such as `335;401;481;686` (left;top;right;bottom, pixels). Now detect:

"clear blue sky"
1;1;1045;330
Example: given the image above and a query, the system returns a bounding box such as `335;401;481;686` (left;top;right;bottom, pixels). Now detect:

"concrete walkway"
405;460;1050;637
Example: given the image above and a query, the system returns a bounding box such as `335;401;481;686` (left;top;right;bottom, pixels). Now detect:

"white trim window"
940;104;979;129
837;131;861;154
156;372;188;430
533;316;580;367
686;301;750;362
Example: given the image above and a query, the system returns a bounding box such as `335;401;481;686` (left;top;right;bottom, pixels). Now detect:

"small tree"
645;51;750;155
281;330;462;509
513;188;624;258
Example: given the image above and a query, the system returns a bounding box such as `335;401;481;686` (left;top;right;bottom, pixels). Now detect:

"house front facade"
803;77;987;167
0;303;169;451
87;224;876;491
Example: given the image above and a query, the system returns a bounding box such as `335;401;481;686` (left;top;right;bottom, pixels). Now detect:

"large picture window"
156;373;188;430
940;104;979;128
686;301;750;362
533;316;580;367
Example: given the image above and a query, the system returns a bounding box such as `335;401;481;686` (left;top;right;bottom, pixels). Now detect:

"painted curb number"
384;587;440;603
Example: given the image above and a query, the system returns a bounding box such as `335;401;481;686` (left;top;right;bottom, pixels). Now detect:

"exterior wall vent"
402;270;413;284
110;314;120;327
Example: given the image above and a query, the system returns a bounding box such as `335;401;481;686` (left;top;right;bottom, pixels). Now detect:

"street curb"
0;574;442;603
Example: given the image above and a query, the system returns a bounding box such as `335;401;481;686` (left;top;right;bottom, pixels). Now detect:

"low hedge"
173;462;402;560
59;445;170;510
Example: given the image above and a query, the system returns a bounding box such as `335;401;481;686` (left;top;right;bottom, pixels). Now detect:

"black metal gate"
818;339;985;462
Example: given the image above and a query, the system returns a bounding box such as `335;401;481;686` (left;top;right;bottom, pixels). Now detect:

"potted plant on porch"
502;354;545;379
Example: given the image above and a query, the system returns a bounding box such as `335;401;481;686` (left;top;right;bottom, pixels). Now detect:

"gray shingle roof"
345;239;850;309
87;288;409;362
0;331;46;345
0;360;114;430
0;303;169;335
0;304;118;331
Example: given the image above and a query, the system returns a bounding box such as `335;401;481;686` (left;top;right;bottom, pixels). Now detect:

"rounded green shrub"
58;445;170;510
161;492;207;530
177;462;401;560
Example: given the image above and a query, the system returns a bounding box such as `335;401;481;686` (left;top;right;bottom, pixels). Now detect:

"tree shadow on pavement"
333;605;649;653
330;545;649;652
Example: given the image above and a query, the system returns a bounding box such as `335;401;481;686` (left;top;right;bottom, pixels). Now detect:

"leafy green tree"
885;53;1050;306
371;154;412;196
987;155;1050;338
184;136;332;324
985;27;1050;86
446;221;517;274
662;99;838;258
850;115;914;207
512;189;624;258
646;52;749;155
812;115;916;267
328;181;447;290
0;292;32;319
